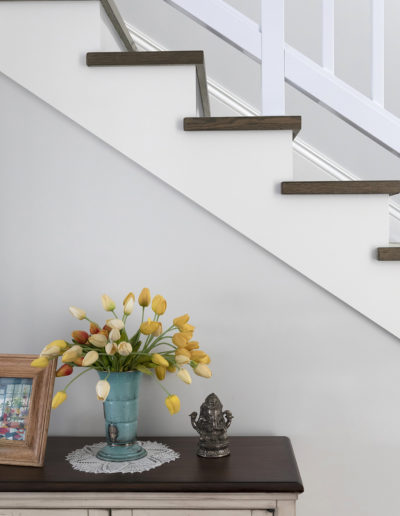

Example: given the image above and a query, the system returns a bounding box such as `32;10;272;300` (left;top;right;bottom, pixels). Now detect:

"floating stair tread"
377;247;400;261
86;51;210;117
281;181;400;196
184;116;301;138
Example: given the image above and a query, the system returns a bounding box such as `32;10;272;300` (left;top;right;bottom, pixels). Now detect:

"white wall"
2;72;400;516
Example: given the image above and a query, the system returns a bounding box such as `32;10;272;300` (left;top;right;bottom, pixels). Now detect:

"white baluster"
372;0;385;105
322;0;335;72
261;0;285;115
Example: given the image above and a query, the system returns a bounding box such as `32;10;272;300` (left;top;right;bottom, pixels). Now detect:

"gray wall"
2;72;400;516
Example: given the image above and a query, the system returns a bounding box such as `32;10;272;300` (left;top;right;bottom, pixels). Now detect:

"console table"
0;436;303;516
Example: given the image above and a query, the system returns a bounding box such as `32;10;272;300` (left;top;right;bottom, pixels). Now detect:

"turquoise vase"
96;371;147;462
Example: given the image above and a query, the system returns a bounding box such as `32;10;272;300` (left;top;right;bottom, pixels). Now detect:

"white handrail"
164;0;400;155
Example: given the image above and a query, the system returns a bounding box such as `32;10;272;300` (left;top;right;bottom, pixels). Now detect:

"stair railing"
163;0;400;157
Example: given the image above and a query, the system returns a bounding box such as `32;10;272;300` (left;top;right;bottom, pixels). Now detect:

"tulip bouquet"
31;289;211;415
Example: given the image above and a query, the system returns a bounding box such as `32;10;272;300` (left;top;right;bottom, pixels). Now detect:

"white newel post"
261;0;285;115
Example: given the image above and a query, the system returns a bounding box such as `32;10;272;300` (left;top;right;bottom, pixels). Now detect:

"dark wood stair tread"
184;116;301;138
281;181;400;196
377;247;400;261
86;51;210;117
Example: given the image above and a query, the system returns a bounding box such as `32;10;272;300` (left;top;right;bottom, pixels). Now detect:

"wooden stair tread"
86;51;210;117
377;247;400;261
184;116;301;138
281;181;400;196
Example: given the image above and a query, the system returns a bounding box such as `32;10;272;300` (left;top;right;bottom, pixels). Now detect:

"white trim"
126;22;400;224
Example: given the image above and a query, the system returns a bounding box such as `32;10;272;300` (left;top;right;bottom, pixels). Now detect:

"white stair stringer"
0;2;398;337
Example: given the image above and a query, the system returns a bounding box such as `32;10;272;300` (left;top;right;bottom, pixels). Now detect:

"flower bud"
173;314;190;330
138;288;151;307
172;333;187;348
185;341;199;351
101;294;116;312
31;357;49;368
56;364;73;377
88;333;108;348
69;306;86;320
140;318;159;335
194;363;212;378
52;391;67;409
106;319;125;330
118;341;132;356
109;328;121;342
155;366;166;380
151;353;169;368
152;322;163;337
71;330;89;344
105;342;118;356
62;345;83;363
96;380;110;401
175;354;190;365
177;368;192;384
123;292;135;315
82;350;99;366
152;294;167;315
165;394;180;415
90;323;100;334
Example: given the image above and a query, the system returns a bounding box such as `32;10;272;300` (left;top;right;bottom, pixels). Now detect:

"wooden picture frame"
0;354;56;467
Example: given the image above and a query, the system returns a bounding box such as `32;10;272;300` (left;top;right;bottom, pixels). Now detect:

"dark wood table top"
0;436;304;493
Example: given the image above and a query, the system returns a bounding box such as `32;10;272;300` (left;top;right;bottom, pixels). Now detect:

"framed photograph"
0;354;56;466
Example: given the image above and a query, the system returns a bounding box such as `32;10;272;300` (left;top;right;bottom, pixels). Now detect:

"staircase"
1;0;400;339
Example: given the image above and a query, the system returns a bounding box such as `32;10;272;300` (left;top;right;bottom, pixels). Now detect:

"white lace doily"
66;441;180;474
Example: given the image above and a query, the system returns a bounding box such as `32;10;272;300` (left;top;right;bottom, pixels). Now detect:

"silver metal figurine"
190;393;233;458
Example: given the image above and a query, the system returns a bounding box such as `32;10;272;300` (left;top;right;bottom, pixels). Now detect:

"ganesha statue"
190;393;233;458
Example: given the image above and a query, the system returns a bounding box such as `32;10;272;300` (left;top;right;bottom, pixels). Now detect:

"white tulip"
177;368;192;384
109;328;121;342
118;342;132;356
175;354;190;365
88;334;107;348
69;306;86;320
82;350;99;367
96;380;110;401
105;342;118;356
106;319;125;330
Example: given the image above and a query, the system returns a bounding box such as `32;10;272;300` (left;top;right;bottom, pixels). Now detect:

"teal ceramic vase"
96;371;147;462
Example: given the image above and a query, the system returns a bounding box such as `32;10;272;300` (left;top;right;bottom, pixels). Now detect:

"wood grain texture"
281;181;400;196
183;116;301;138
0;436;304;493
0;355;56;467
86;51;210;116
377;247;400;260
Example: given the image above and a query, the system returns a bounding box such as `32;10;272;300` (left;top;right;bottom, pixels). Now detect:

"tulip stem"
141;307;145;323
152;373;171;396
112;310;118;319
63;367;94;391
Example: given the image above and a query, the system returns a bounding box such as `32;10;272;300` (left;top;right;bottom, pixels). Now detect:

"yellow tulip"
165;394;180;415
172;333;187;348
173;314;190;330
180;331;193;342
167;365;176;373
31;356;49;368
176;348;191;359
123;293;135;315
88;333;107;348
82;350;99;366
152;295;167;315
152;322;163;337
96;380;111;401
47;340;68;351
105;342;118;356
69;306;86;320
118;341;132;356
177;368;192;384
185;341;200;351
194;363;212;378
52;391;67;409
155;366;166;380
140;318;159;335
175;354;190;365
40;345;62;358
62;345;83;363
182;323;195;333
138;288;151;307
101;294;116;312
152;353;169;368
190;350;209;363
